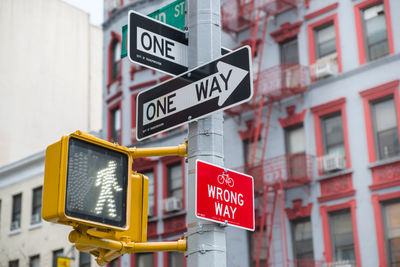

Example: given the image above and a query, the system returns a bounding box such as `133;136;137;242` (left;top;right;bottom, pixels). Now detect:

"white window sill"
8;228;21;236
29;222;42;230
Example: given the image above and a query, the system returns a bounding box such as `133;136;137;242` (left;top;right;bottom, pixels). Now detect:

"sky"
62;0;104;26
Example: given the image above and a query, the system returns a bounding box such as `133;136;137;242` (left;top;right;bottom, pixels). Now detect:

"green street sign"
148;0;185;31
121;0;185;58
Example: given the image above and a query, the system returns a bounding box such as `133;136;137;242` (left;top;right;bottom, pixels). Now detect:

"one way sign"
136;46;253;140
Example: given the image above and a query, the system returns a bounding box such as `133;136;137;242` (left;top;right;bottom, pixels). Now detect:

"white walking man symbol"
94;160;123;218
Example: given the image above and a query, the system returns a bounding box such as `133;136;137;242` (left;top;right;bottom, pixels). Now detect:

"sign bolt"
188;115;192;120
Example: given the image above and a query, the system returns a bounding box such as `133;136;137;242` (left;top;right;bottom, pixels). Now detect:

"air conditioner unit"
164;197;182;212
320;154;346;172
31;213;41;225
148;204;155;217
311;54;338;79
10;221;20;231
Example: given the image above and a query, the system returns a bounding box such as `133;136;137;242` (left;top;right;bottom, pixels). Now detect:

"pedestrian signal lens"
65;137;128;228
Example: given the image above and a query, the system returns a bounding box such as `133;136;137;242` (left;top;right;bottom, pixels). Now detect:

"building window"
291;218;314;262
361;3;389;61
52;249;64;267
371;96;399;160
79;252;91;267
11;193;22;231
111;41;120;81
314;22;336;59
312;98;350;174
109;104;121;144
136;253;154;267
321;113;345;156
382;201;400;266
109;258;119;267
29;255;40;267
9;260;18;267
167;162;182;199
142;169;155;217
285;125;305;154
307;14;342;80
329;209;356;263
107;31;122;88
355;0;394;65
168;252;184;267
31;186;42;225
285;125;306;181
280;38;299;64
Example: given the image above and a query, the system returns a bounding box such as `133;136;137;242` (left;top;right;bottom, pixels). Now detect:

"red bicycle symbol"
217;172;234;187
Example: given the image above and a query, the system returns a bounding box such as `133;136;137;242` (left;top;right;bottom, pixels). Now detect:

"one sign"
195;160;255;231
128;10;188;75
136;46;253;140
148;0;185;30
127;10;231;75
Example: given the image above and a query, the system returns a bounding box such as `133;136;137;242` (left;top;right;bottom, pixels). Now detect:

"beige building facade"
0;0;103;167
0;0;103;266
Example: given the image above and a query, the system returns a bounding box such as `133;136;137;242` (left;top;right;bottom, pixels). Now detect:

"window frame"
31;186;42;225
290;217;314;261
162;157;185;215
163;251;187;267
131;252;157;267
29;255;40;267
52;249;64;267
354;0;394;65
311;98;351;175
372;191;400;266
280;37;299;64
370;96;400;160
107;100;122;144
135;158;158;218
107;31;122;90
320;200;361;265
11;193;22;230
320;112;345;156
359;80;400;163
307;13;342;76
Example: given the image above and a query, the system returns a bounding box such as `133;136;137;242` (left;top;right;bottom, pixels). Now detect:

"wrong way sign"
136;46;253;140
196;160;255;231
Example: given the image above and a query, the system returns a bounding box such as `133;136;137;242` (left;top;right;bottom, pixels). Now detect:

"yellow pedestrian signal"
43;131;132;231
42;130;188;265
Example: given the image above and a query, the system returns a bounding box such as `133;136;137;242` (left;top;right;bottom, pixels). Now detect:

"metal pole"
186;0;226;267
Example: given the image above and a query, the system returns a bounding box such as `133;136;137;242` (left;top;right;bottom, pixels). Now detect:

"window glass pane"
79;252;91;267
292;219;314;260
280;38;299;64
372;98;399;160
142;170;155;215
29;255;40;267
315;23;336;58
9;260;19;267
113;42;120;63
11;194;22;229
169;252;184;267
32;187;42;224
322;114;345;155
286;126;305;154
136;253;154;267
168;163;182;198
363;4;388;61
52;249;64;267
374;99;397;132
111;108;121;143
329;209;355;262
384;202;400;266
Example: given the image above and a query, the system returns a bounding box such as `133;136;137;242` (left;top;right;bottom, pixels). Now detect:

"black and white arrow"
143;61;248;125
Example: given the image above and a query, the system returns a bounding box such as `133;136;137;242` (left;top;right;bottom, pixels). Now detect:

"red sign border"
195;159;255;231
